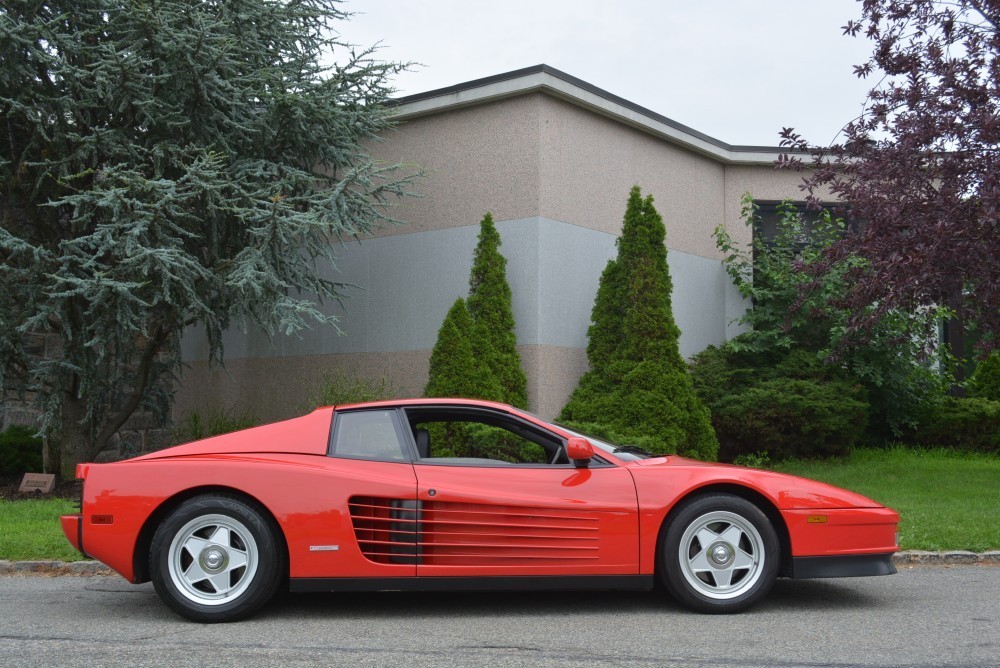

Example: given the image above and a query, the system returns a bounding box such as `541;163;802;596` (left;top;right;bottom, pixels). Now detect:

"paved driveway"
1;565;997;667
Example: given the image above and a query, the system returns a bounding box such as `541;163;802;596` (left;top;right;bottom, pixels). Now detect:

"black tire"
149;495;285;623
659;494;778;614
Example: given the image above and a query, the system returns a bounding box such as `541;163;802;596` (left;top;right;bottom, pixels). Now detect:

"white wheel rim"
677;510;765;600
167;513;259;606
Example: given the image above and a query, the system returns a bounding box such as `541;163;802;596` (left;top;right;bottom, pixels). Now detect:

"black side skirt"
790;553;897;579
290;574;655;594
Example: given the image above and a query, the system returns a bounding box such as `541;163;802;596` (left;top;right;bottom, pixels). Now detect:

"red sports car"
60;398;899;622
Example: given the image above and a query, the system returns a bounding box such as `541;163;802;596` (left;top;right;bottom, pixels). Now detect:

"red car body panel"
62;398;899;588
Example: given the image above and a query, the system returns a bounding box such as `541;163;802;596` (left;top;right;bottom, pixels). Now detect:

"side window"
331;410;407;461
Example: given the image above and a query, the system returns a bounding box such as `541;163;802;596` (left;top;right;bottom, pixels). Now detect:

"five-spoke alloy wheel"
150;495;284;622
660;494;778;613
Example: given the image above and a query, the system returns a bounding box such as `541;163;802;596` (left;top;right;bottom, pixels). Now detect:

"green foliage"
711;378;868;461
691;346;870;461
967;352;1000;401
561;187;718;460
0;1;416;476
424;299;502;401
713;194;942;439
171;408;260;445
911;397;1000;453
307;373;395;410
0;426;43;475
467;213;528;407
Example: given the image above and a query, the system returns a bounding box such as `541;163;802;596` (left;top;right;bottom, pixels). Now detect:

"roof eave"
387;65;788;166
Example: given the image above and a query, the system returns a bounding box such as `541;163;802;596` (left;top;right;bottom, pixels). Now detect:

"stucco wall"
174;89;815;423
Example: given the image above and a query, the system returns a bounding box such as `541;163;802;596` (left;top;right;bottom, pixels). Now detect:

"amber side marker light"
806;515;828;524
91;515;114;525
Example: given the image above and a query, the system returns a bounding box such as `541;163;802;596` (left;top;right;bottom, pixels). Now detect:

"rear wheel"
660;494;778;613
150;495;284;622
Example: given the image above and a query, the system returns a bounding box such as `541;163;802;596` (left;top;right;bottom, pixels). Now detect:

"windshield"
556;425;654;461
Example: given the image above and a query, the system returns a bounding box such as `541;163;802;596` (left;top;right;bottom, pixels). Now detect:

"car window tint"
332;410;406;461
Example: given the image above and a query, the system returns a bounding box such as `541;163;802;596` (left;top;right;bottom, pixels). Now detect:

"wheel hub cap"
200;546;228;573
709;542;734;567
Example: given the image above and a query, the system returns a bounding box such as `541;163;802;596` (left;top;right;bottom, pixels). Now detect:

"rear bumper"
60;514;87;557
790;553;897;579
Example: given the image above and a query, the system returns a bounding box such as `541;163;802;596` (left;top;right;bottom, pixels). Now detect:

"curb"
1;551;999;576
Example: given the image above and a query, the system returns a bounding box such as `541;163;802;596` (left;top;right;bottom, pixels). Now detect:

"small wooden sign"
19;473;56;494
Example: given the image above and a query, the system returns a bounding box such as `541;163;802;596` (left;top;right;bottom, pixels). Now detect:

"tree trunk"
59;393;103;479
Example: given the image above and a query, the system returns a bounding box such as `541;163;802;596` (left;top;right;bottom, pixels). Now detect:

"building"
175;65;812;422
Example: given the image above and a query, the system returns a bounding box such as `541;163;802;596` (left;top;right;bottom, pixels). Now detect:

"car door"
407;410;640;577
413;464;639;577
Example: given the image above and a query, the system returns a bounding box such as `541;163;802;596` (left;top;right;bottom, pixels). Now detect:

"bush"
0;425;43;475
307;373;395;409
171;408;259;444
710;378;868;461
912;397;1000;452
561;359;718;459
690;345;871;461
713;195;943;439
561;187;718;460
967;352;1000;401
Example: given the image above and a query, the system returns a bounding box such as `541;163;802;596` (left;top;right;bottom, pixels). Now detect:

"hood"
633;455;885;510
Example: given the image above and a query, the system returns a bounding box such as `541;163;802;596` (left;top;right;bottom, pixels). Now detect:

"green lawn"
0;498;85;562
0;447;997;561
773;447;1000;552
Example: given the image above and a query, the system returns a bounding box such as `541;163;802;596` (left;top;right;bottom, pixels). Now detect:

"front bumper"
790;552;897;579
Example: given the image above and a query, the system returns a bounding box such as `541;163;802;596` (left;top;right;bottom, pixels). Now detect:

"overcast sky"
342;0;875;147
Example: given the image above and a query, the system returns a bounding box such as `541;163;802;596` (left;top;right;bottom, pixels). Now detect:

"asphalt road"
0;565;997;667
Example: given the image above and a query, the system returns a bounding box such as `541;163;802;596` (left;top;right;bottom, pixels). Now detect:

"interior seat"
414;428;430;459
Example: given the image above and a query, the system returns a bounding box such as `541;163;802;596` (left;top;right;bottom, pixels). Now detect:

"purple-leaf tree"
779;0;999;364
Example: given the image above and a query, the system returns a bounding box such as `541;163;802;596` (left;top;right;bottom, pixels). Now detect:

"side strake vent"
348;497;419;565
348;496;599;566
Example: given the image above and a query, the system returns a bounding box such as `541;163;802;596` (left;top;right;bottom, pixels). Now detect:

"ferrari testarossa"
60;398;899;622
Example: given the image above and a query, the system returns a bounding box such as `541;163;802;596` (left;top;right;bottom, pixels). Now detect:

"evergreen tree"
424;299;500;400
0;1;415;477
561;187;718;460
423;298;501;457
467;213;528;407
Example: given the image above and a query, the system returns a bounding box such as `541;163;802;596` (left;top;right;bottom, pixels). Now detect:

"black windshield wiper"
613;445;654;457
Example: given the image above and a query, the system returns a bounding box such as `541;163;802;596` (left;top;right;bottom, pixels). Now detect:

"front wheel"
150;495;284;622
660;494;778;613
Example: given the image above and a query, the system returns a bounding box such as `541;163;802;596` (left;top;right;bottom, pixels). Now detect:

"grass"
0;447;996;561
0;498;86;562
772;446;1000;552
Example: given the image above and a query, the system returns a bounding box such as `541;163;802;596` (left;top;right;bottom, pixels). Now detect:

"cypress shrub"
467;213;528;408
424;298;500;401
561;187;718;460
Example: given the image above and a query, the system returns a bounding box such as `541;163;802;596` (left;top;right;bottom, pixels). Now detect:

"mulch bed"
0;474;79;501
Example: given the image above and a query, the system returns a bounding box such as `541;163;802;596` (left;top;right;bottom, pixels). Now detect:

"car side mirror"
566;437;595;468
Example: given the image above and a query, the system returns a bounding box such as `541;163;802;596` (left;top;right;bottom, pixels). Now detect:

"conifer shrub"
967;352;1000;402
690;345;870;461
560;187;718;460
424;298;500;401
467;213;528;408
710;378;868;461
